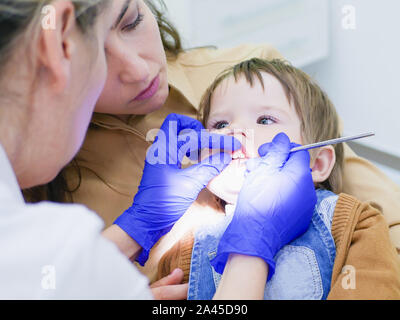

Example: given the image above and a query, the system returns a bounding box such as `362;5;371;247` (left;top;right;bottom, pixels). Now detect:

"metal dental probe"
290;132;375;153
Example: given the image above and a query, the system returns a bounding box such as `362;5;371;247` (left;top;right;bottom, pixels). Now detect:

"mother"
26;0;400;297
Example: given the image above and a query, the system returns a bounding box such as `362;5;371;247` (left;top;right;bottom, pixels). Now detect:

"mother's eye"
122;12;144;32
257;116;276;125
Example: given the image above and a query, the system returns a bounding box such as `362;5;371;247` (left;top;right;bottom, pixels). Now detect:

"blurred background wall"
163;0;400;185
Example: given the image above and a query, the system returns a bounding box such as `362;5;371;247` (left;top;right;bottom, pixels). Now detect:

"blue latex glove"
210;133;317;280
115;113;241;265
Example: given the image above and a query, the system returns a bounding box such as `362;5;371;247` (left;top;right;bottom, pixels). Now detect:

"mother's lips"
134;75;160;101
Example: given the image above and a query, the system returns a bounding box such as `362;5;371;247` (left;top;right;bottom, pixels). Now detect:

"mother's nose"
119;54;150;84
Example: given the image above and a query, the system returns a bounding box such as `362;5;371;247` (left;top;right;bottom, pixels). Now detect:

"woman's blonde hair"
200;58;344;194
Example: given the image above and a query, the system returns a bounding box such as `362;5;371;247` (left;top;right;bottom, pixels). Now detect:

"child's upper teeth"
233;152;245;160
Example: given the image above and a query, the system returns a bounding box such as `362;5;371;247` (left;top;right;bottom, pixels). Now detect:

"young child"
157;58;344;299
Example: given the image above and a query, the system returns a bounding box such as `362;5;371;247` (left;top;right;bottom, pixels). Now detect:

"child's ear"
311;146;336;184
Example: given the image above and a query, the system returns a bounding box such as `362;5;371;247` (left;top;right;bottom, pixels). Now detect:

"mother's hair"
145;0;183;59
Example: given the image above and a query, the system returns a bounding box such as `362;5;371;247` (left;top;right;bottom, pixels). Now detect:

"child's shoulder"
314;189;339;230
314;190;369;232
315;189;339;205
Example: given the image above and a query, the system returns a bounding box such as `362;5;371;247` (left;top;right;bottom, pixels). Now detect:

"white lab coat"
0;144;153;300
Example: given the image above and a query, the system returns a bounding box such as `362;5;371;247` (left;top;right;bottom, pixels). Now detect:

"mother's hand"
150;268;188;300
211;133;317;280
115;113;241;265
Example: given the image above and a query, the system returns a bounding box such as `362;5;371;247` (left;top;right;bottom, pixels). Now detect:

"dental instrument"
290;132;375;153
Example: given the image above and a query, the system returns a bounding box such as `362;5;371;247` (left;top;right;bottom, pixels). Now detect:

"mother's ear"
311;146;336;184
37;0;77;93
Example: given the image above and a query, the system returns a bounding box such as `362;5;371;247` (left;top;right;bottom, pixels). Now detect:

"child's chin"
206;161;246;205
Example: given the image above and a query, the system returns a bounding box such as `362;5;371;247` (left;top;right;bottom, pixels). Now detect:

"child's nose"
225;126;250;138
228;128;256;158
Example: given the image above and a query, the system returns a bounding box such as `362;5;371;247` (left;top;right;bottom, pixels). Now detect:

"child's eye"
213;121;229;130
257;116;276;125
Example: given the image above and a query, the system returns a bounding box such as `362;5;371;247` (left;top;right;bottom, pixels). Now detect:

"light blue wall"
302;0;400;185
163;0;329;67
303;0;400;158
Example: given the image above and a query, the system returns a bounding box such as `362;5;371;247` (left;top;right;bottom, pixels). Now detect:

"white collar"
0;143;25;205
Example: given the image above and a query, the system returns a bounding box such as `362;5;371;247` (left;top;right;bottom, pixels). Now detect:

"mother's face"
96;0;169;115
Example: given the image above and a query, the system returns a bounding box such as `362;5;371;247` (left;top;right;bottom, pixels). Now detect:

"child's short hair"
199;58;344;193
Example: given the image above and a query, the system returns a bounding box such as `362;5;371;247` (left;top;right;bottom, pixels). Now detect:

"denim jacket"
187;189;338;300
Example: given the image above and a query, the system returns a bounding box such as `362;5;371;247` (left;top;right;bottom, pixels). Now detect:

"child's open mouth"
231;147;249;166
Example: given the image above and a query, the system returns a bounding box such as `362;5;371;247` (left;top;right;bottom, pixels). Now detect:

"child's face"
203;72;304;204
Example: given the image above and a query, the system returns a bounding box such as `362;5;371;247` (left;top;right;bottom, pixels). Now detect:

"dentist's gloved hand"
115;113;241;265
210;133;317;280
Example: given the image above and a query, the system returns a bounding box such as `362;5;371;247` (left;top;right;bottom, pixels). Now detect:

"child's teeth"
233;151;246;160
